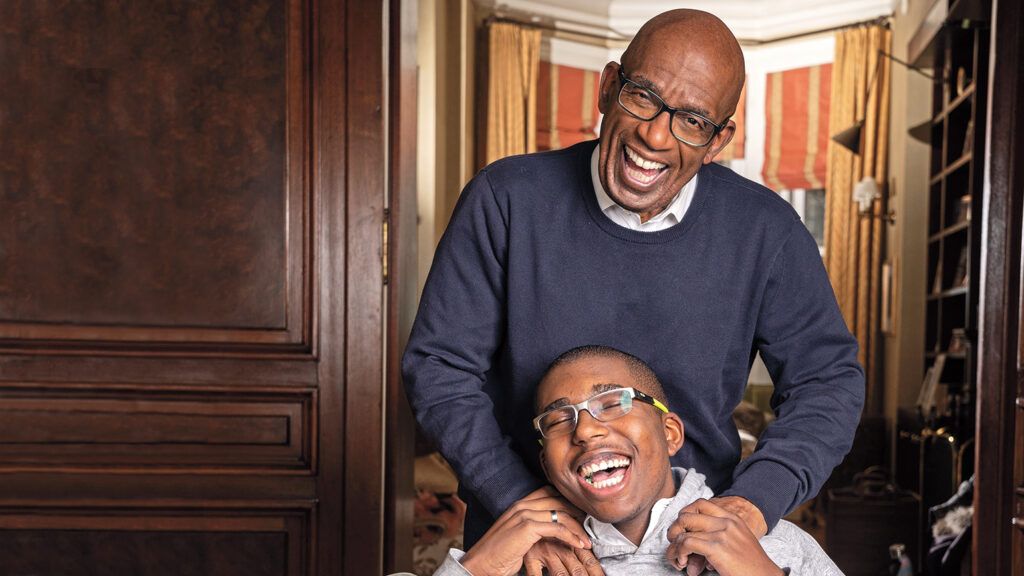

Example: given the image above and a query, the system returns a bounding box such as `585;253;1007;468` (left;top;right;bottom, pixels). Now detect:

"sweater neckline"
577;140;711;244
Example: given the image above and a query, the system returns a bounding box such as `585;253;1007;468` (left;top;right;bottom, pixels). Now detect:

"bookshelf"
922;21;988;440
895;6;991;568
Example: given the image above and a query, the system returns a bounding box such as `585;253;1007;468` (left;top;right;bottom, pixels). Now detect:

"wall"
416;0;478;295
885;0;933;470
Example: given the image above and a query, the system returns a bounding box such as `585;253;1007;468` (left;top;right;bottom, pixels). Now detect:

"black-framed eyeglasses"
533;387;670;439
616;67;726;147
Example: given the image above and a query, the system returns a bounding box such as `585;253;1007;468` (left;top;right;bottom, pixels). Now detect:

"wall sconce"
853;176;896;223
853;176;880;212
831;51;933;155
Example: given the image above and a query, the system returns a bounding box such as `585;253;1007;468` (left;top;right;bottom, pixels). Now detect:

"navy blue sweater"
403;140;864;532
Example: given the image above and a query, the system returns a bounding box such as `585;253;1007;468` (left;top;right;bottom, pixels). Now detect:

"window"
778;188;826;253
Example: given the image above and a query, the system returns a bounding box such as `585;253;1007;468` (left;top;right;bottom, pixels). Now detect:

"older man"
403;8;863;576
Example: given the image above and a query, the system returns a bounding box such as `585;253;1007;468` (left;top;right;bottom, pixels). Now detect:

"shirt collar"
589;145;696;230
583;468;714;558
583;494;675;549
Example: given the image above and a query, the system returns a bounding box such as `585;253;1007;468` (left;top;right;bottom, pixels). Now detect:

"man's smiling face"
536;355;683;535
595;17;742;223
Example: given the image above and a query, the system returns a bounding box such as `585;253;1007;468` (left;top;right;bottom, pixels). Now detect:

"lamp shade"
831;120;864;154
908;119;932;144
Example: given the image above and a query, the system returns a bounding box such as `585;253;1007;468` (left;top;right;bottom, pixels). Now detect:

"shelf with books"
921;20;987;439
929;151;972;185
928;220;969;242
932;82;976;122
927;287;968;301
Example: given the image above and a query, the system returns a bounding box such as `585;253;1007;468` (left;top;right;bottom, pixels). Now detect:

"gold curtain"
484;22;541;164
824;25;891;414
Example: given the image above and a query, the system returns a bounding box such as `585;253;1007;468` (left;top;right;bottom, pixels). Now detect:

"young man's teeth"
581;457;631;479
625;147;665;170
591;475;625;489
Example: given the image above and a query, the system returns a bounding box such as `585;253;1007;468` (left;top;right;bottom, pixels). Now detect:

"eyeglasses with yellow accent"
533;387;669;439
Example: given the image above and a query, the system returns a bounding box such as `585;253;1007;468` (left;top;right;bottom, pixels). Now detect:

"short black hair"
536;345;667;413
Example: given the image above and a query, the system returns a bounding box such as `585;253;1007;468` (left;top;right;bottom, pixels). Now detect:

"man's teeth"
580;457;631;484
591;475;625;489
625;147;666;171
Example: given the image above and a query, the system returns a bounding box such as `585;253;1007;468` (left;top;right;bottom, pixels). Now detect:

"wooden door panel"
0;503;312;576
0;0;311;349
0;384;315;473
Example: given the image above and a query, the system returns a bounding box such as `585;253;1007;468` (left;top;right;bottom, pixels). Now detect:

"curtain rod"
484;12;892;48
739;15;891;46
484;13;631;46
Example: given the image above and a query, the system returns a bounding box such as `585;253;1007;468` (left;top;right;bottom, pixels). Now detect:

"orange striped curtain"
763;64;832;190
716;81;746;161
536;61;600;150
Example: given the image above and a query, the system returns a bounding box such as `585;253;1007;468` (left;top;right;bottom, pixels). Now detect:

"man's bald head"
621;9;745;117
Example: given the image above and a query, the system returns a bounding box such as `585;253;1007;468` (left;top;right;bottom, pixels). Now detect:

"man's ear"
663;412;685;456
597;62;619;114
702;119;737;165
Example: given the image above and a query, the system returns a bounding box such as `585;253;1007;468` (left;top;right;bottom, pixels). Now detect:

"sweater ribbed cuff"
473;460;545;518
720;460;801;531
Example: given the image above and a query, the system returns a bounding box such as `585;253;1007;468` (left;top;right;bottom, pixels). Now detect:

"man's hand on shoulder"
522;538;603;576
666;498;782;576
518;486;604;576
460;487;598;576
709;495;768;537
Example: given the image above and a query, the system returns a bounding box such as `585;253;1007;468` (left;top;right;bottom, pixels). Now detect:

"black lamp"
831;51;933;155
832;120;866;155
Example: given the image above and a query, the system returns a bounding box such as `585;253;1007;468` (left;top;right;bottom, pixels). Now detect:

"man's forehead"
623;13;744;117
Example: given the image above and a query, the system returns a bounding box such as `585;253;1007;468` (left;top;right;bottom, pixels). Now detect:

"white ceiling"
491;0;898;42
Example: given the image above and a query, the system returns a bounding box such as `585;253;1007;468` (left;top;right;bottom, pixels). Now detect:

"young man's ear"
663;412;685;456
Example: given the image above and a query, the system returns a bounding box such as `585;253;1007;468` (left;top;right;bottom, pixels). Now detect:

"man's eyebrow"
630;73;715;120
541;397;570;413
630;73;662;94
591;383;625;394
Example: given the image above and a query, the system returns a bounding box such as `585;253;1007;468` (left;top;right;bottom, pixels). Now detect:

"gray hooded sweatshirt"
432;468;842;576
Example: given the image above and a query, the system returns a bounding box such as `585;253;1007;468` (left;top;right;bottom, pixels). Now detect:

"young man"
431;346;842;576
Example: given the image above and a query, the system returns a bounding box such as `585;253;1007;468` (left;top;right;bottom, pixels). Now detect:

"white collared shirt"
590;146;697;232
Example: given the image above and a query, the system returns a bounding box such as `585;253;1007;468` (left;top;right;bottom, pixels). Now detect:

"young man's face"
536;355;684;527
